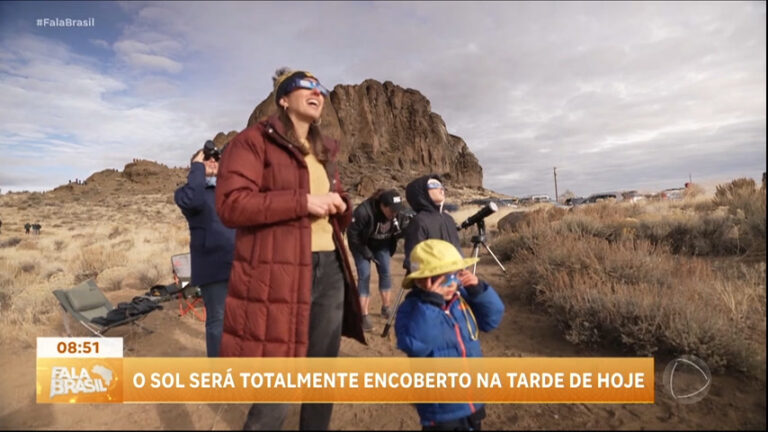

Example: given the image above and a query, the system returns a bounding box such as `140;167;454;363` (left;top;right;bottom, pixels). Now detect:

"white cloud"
113;38;183;73
1;1;765;196
0;33;216;191
89;38;110;49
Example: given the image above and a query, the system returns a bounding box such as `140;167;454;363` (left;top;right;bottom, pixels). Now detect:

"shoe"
362;315;373;332
381;305;392;320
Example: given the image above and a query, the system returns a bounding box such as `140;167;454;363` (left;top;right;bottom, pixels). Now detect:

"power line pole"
553;166;558;203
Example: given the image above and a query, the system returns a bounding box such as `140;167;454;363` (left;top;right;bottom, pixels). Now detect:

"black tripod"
469;220;506;275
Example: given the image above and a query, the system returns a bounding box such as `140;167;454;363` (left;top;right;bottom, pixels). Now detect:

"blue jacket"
174;163;235;287
395;280;504;425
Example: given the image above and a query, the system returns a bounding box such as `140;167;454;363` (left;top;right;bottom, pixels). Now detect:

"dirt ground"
0;253;765;430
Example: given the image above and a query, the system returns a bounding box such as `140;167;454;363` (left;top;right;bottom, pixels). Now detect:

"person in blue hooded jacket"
174;142;235;357
396;239;505;430
403;174;462;273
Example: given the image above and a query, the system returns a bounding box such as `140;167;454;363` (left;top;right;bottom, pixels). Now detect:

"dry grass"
493;180;766;377
0;193;188;348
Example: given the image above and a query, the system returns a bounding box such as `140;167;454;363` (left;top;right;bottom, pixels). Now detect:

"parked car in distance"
584;192;623;203
518;195;553;206
564;197;586;206
621;190;646;203
661;188;685;200
466;198;495;206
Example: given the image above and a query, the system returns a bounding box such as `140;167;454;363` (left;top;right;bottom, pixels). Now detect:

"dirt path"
1;252;765;430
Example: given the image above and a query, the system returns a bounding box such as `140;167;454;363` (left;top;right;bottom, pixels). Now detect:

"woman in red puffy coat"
215;67;365;430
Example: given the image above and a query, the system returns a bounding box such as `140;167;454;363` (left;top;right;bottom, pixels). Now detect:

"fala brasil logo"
50;365;114;398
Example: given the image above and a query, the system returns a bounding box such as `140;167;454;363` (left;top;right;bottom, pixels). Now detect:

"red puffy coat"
215;114;365;357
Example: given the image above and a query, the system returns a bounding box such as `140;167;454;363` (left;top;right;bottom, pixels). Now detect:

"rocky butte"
47;79;502;203
248;79;484;197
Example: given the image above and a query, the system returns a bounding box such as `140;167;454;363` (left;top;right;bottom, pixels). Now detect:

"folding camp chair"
171;253;206;322
53;279;156;337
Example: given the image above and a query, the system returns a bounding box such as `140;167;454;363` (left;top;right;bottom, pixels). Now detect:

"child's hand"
425;275;457;301
457;269;478;288
424;275;445;295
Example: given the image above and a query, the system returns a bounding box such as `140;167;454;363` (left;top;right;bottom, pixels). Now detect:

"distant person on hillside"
403;174;463;272
347;188;411;331
174;143;235;358
32;223;41;235
24;223;31;234
396;239;504;431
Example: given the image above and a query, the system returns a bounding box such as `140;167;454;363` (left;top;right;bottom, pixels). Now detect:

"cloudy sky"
1;1;765;197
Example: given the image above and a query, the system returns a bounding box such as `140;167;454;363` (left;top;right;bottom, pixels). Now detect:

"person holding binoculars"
174;141;235;358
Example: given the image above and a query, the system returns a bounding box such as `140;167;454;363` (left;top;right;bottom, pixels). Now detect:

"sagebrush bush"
495;204;766;376
684;183;705;198
713;178;766;258
0;237;22;248
75;243;128;280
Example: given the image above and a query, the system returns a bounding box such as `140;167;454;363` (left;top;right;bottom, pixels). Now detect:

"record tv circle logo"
662;355;711;404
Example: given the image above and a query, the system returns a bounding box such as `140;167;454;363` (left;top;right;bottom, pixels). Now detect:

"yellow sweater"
302;140;335;252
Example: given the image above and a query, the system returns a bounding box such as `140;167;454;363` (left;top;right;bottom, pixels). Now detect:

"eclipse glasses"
283;78;330;96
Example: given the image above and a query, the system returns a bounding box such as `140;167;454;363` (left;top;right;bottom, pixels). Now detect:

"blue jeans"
353;247;391;297
199;280;228;357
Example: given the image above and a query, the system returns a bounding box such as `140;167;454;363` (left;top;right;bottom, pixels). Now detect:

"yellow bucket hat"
402;239;479;289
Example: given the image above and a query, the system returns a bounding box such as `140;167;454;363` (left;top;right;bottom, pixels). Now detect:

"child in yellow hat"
395;239;505;430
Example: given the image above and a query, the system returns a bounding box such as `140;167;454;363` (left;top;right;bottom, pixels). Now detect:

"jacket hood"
405;174;442;213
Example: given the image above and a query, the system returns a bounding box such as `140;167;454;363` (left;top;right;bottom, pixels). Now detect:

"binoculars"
203;140;221;162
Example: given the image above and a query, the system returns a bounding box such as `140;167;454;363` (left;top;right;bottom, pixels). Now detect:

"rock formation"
246;79;483;195
46;80;500;204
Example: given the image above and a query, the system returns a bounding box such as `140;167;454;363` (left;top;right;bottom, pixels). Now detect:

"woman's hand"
307;193;347;217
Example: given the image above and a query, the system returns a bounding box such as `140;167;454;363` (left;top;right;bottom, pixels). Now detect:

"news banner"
37;337;654;404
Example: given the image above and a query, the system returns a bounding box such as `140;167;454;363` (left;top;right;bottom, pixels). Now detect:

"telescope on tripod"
457;202;507;274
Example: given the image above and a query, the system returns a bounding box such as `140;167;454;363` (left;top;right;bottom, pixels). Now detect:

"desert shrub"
43;267;64;280
75;245;127;279
16;240;38;251
0;237;22;248
685;198;719;213
635;212;740;256
19;261;37;274
575;201;632;221
714;178;758;211
557;214;612;240
133;260;166;289
713;178;766;258
684;183;705;199
556;191;762;258
495;212;766;376
112;238;135;251
108;225;124;240
0;290;10;311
